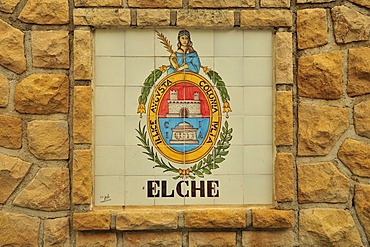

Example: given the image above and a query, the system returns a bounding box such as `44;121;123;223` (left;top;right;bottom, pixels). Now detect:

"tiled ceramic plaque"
94;29;273;206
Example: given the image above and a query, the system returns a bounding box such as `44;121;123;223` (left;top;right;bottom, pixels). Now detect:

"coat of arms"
136;30;233;180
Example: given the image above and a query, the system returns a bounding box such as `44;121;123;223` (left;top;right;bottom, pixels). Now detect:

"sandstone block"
27;120;69;160
19;0;69;24
74;30;92;80
123;232;182;247
354;100;370;138
184;208;246;228
275;32;293;84
73;150;92;205
0;114;22;149
15;74;69;114
189;232;236;247
0;153;31;203
252;209;294;229
332;6;370;44
0;0;21;13
177;10;234;28
75;0;122;7
44;217;69;247
297;0;334;2
116;210;178;230
0;212;40;246
74;8;130;27
242;230;294;247
299;208;362;246
298;104;348;156
274;153;294;202
189;0;255;8
338;138;370;177
76;232;117;247
0;73;9;107
298;51;343;99
297;9;328;49
240;10;292;27
0;20;26;74
31;31;69;69
261;0;290;8
73;86;92;144
347;0;370;8
355;183;370;241
275;91;293;146
347;47;370;97
137;9;170;27
73;211;111;230
128;0;182;8
298;162;350;203
13;167;70;211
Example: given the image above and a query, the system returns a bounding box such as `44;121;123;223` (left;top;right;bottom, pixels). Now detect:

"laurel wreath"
136;121;233;180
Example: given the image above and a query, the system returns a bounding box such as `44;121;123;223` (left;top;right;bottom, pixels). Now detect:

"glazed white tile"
244;87;273;116
155;56;170;70
95;56;125;86
94;86;125;116
125;30;155;56
124;176;155;205
213;145;244;175
244;145;273;175
244;116;273;145
95;29;125;57
184;177;215;205
153;175;186;205
244;30;273;57
226;87;244;117
198;57;214;78
124;86;143;116
124;115;144;146
95;146;125;176
94;176;125;206
188;29;214;57
125;57;155;87
225;116;244;145
154;29;181;57
214;30;243;57
95;116;125;146
214;175;244;204
244;57;272;87
124;145;157;176
214;57;244;87
243;175;273;204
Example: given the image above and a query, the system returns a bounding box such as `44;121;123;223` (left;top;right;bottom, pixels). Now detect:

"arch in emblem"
179;107;189;118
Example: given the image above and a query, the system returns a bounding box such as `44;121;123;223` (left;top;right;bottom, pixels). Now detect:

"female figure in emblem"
167;30;201;74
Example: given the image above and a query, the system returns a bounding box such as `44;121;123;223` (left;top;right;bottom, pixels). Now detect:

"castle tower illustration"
166;90;202;118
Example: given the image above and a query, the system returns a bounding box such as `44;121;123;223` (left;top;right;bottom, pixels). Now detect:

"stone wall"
0;0;369;246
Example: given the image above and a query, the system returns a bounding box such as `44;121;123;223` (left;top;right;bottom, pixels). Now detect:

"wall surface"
0;0;369;246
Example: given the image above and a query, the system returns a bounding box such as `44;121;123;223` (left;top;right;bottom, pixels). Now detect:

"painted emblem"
136;30;233;180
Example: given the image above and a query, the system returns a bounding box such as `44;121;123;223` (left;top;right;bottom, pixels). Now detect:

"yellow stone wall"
0;0;369;246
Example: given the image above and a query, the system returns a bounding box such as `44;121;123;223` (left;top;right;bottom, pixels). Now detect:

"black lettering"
176;180;189;197
207;181;219;197
161;181;174;197
147;180;160;197
191;180;205;197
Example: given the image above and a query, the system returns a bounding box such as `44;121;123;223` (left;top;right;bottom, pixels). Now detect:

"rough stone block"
74;8;130;27
298;162;350;203
128;0;182;8
355;183;370;241
297;0;334;2
189;0;255;8
177;10;234;28
73;150;92;205
13;168;70;211
76;232;117;247
0;20;26;74
123;232;182;247
18;0;69;24
75;0;122;7
275;153;294;202
31;31;69;69
354;100;370;138
15;74;69;114
275;91;293;146
0;73;9;107
297;9;328;49
275;32;293;84
298;51;343;99
74;30;92;80
240;10;292;27
347;0;370;8
73;211;111;231
298;104;348;156
242;230;294;247
116;210;178;230
189;232;236;247
184;208;246;228
0;114;22;149
338;138;370;178
299;208;362;246
73;86;92;144
44;217;69;247
0;153;31;203
0;0;21;13
137;9;171;27
252;209;294;229
261;0;290;7
347;47;370;97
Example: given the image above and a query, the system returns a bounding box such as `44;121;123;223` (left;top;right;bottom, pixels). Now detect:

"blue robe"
168;51;201;74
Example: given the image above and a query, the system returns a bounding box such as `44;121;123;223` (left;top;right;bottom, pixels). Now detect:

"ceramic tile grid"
94;29;273;206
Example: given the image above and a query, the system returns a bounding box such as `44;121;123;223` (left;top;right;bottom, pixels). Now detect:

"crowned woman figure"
167;30;201;74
